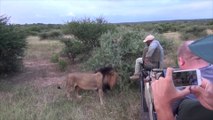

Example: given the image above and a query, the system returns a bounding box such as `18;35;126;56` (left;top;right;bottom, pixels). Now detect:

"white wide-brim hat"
143;34;155;42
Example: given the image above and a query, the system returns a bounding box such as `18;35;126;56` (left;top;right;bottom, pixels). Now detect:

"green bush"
60;38;85;63
13;23;63;36
58;59;67;71
84;27;146;91
39;30;63;40
181;25;207;40
64;17;115;50
50;53;59;63
0;16;26;74
84;26;177;91
48;30;63;39
39;32;49;39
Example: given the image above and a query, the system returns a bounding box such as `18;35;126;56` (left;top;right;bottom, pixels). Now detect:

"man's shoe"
130;75;140;80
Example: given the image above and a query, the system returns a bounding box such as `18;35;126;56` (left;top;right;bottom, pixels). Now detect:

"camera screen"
172;70;198;87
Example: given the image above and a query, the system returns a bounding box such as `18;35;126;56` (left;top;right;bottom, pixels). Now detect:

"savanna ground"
0;36;147;120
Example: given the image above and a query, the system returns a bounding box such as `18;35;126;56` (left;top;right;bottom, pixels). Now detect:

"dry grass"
24;36;64;60
0;81;142;120
162;32;183;67
162;32;181;41
206;29;213;35
0;77;142;120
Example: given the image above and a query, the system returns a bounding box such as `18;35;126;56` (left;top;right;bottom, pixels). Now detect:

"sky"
0;0;213;24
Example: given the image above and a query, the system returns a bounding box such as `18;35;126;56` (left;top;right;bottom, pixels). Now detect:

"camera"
172;69;201;87
150;68;202;86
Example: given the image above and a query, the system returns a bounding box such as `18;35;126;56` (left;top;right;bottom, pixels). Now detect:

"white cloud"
66;12;75;17
0;0;212;24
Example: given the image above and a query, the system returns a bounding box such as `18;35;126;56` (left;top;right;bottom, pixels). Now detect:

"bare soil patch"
162;32;181;41
24;59;81;87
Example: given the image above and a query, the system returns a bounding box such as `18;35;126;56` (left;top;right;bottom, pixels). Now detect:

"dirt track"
8;59;81;88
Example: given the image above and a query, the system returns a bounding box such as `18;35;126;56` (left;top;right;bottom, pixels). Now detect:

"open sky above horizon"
0;0;213;24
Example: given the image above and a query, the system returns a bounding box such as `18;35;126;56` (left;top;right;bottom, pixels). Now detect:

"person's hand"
190;79;213;110
151;67;191;120
144;57;155;68
151;67;190;108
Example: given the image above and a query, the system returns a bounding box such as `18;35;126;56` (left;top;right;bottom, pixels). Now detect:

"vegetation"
0;16;212;120
60;38;85;63
0;81;141;120
50;53;59;63
123;19;213;39
24;36;64;60
39;30;63;40
64;17;115;50
13;23;63;36
0;16;26;74
84;27;177;90
58;59;68;71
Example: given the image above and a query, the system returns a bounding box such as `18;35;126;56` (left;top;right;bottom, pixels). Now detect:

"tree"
0;16;26;74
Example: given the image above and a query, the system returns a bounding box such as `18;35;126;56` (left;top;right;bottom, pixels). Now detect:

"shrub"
48;30;63;39
181;25;207;40
64;17;115;50
60;38;85;63
39;32;49;40
58;59;67;71
50;53;59;63
84;27;177;91
85;27;146;91
39;30;63;40
0;16;26;74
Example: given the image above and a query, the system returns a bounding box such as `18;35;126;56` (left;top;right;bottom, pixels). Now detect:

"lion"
58;67;118;105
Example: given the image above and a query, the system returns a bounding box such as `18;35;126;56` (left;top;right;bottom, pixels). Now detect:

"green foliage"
58;59;67;71
154;23;171;33
39;30;63;40
60;38;85;62
0;16;26;74
39;32;49;39
156;35;176;55
181;25;207;40
85;27;146;90
64;17;115;50
13;23;63;36
84;26;177;90
49;30;63;38
207;21;213;25
50;53;59;63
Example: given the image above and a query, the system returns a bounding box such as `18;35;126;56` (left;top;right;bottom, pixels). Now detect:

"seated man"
151;35;213;120
130;34;164;80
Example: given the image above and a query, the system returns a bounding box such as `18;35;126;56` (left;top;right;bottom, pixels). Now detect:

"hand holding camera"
150;68;202;87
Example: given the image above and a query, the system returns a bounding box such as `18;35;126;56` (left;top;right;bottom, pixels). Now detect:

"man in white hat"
130;34;164;80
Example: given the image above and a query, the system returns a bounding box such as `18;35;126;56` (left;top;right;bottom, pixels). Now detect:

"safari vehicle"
140;67;164;120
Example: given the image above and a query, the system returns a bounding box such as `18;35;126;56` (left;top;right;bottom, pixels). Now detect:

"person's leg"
176;99;213;120
135;57;143;74
130;57;143;80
